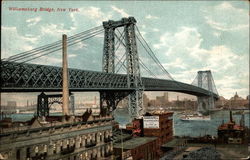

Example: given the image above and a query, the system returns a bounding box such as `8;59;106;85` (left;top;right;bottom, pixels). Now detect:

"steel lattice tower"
101;17;143;118
197;70;215;113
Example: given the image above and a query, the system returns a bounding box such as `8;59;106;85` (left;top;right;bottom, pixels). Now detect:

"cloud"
70;6;113;27
203;2;249;31
31;54;62;66
82;7;112;22
202;46;240;71
153;27;202;53
72;42;87;50
162;58;187;70
212;31;221;37
145;14;159;19
217;87;249;99
111;5;129;17
1;26;38;59
153;26;240;71
26;17;41;27
40;23;74;37
152;26;248;98
68;53;77;58
152;28;159;32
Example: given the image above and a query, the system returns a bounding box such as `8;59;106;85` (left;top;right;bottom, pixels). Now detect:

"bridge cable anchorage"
135;25;174;80
2;26;104;63
2;25;103;62
8;29;104;63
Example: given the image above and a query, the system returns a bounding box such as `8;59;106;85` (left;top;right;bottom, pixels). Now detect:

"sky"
1;1;249;105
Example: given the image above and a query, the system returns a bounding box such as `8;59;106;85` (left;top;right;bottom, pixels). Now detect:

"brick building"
113;137;159;160
113;110;174;160
143;111;173;145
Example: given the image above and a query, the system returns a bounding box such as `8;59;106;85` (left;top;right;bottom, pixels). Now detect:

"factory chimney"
62;34;69;116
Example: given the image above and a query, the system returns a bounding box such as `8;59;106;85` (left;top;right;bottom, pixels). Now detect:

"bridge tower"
197;70;215;113
101;17;143;118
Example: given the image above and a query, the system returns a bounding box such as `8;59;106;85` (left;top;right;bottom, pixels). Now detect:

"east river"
173;110;249;137
114;109;249;137
7;109;250;138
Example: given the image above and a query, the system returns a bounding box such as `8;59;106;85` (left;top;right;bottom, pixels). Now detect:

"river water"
173;110;249;137
114;109;249;137
6;110;249;138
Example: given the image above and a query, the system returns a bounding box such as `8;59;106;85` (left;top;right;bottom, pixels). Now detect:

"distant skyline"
1;1;249;101
0;91;247;107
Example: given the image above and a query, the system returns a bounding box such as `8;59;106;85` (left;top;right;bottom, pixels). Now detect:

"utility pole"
121;128;123;159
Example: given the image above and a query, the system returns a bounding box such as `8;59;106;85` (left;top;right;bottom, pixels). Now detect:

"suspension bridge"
1;17;218;118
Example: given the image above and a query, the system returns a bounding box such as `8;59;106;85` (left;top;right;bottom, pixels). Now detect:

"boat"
18;111;35;114
208;107;223;113
180;112;211;121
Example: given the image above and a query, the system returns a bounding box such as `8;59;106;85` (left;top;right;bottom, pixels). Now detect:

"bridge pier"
100;91;130;116
198;96;215;113
128;90;144;118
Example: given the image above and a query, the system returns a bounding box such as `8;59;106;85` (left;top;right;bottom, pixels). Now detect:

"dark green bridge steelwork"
1;61;219;99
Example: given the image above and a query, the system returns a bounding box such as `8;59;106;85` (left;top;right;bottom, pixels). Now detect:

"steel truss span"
1;61;218;99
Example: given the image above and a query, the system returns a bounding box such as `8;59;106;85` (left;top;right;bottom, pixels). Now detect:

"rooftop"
218;123;244;131
114;137;157;150
162;138;186;148
145;110;173;115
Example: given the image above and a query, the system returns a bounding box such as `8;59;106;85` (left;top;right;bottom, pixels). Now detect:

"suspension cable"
135;25;174;80
19;29;104;63
139;58;157;78
3;26;103;62
9;28;104;62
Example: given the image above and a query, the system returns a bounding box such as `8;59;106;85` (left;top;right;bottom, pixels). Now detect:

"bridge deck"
1;61;218;99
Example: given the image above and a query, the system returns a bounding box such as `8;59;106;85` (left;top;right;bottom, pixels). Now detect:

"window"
26;147;30;158
53;144;56;154
100;133;102;141
16;149;20;160
79;137;82;147
44;145;47;153
35;146;39;154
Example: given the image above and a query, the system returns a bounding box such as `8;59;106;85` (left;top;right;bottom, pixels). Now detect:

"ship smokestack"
229;110;233;122
240;113;245;127
62;34;69;116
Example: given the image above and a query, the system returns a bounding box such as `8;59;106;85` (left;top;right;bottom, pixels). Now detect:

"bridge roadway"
1;61;218;99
